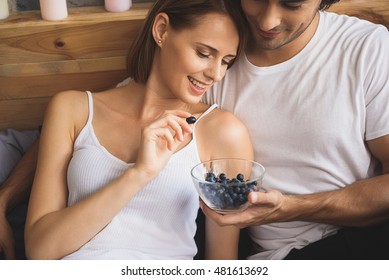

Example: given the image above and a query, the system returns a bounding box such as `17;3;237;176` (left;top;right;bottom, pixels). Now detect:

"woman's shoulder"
48;90;88;109
197;107;251;145
45;90;90;134
196;107;253;160
202;107;247;132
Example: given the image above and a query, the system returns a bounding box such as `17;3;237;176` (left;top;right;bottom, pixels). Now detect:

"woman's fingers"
135;110;195;177
146;111;193;148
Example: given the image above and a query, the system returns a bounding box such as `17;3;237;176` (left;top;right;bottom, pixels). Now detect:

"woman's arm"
25;91;193;259
198;109;254;259
25;91;148;259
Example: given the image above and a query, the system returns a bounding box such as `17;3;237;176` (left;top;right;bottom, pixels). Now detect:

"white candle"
0;0;9;20
39;0;68;21
105;0;132;13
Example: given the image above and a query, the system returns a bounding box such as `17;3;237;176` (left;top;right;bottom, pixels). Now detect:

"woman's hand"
135;110;193;179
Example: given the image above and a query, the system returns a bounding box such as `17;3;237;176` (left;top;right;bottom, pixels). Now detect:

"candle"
39;0;68;21
105;0;132;13
0;0;9;20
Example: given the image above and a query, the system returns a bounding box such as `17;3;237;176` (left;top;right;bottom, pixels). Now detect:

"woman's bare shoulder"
48;90;88;109
44;90;90;135
196;107;253;160
202;107;247;133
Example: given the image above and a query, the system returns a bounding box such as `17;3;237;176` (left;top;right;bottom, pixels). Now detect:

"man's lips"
257;29;280;39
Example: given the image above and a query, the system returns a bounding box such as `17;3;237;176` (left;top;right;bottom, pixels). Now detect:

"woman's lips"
188;77;209;95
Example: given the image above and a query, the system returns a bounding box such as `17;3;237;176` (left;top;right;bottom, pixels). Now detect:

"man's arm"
0;140;39;259
202;135;389;228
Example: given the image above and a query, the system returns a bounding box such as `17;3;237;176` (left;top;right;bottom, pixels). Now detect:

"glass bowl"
191;158;265;214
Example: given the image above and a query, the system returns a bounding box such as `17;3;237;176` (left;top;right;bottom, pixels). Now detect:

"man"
0;129;39;259
203;0;389;259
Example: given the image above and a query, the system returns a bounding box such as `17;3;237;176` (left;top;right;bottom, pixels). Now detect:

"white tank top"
63;91;218;259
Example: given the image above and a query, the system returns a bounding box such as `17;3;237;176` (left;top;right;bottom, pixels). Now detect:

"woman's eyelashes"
196;49;234;68
196;49;210;58
223;58;235;68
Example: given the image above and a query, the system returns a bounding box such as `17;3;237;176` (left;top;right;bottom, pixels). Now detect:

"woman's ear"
152;12;169;46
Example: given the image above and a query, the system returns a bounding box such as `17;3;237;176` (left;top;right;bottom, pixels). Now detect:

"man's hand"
0;213;16;259
200;189;286;228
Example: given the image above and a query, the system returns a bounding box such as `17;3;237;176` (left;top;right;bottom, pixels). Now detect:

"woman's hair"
127;0;248;83
319;0;340;10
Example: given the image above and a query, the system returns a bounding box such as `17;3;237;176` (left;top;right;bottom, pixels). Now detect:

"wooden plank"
0;4;151;32
0;57;126;78
0;69;129;131
0;4;149;130
328;0;389;28
0;11;146;64
0;69;129;100
0;98;50;131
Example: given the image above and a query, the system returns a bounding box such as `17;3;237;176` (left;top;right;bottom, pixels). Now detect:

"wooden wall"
0;3;151;131
0;0;388;131
327;0;389;27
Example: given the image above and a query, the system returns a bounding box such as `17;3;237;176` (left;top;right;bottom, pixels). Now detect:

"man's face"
241;0;322;50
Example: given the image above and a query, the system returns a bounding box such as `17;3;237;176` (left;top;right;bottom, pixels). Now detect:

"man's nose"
257;5;282;31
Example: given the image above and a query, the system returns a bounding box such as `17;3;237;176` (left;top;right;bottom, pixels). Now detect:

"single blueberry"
238;194;247;204
186;116;197;124
231;178;240;184
237;173;245;182
205;172;216;183
218;173;227;181
224;195;234;209
233;186;242;194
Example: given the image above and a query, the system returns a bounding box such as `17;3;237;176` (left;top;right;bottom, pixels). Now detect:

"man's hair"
127;0;248;83
320;0;340;10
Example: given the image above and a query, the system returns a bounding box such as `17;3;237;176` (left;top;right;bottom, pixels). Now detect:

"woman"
25;0;251;260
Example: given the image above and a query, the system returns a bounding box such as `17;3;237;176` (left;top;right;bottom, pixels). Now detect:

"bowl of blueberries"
191;158;265;214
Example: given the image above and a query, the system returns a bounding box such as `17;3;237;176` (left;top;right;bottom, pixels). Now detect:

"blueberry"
231;178;240;184
186;116;197;124
234;186;242;194
219;178;227;184
237;173;245;182
247;181;257;191
205;172;217;183
238;194;247;204
199;171;256;210
223;193;234;209
231;192;238;199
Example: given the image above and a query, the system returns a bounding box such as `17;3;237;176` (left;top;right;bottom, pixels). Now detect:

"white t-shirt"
204;11;389;259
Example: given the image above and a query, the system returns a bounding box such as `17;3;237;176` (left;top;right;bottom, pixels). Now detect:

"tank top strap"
85;91;94;125
191;104;219;163
195;104;218;123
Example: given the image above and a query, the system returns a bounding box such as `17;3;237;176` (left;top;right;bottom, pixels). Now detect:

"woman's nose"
205;61;225;82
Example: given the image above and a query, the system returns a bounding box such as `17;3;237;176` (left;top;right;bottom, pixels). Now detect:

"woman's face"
151;13;239;104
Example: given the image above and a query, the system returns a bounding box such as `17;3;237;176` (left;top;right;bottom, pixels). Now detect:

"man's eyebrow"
282;0;309;3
